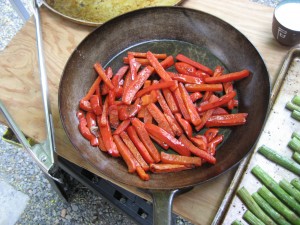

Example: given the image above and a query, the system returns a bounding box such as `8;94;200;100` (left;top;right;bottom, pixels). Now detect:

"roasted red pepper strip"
93;63;115;90
190;135;208;151
150;163;192;173
161;151;202;167
178;134;216;164
162;88;179;113
178;83;202;126
204;128;219;142
175;113;193;137
145;123;191;156
174;62;197;76
135;80;177;99
128;53;141;80
79;99;92;112
118;98;141;121
168;72;203;84
131;118;161;163
98;131;107;152
146;51;173;82
113;134;137;173
90;95;102;115
173;87;191;121
76;110;85;120
204;69;250;83
147;103;175;136
127;126;154;164
205;113;248;127
128;52;167;59
223;82;235;109
108;105;119;129
149;134;169;150
99;96;108;127
185;83;223;92
189;92;203;102
122;66;154;105
212;107;229;116
99;120;120;157
123;57;150;66
136;166;150;181
82;76;101;101
78;117;94;142
176;53;213;75
160;55;174;69
207;134;224;155
113;119;131;135
143;108;153;124
86;111;97;131
197;91;236;113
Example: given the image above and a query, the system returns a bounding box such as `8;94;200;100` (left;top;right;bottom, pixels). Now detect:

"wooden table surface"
0;0;291;224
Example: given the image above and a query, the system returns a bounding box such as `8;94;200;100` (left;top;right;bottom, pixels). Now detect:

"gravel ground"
0;0;278;224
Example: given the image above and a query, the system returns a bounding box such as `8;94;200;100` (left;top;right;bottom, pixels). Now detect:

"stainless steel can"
272;0;300;46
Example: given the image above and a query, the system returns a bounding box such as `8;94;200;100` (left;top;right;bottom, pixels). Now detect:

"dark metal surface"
58;7;270;190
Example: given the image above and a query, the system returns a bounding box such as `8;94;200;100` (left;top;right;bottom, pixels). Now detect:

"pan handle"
150;189;179;225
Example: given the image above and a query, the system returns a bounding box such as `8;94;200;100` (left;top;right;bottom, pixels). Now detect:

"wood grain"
0;0;291;224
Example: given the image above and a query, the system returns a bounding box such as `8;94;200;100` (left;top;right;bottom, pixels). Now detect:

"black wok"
58;7;270;224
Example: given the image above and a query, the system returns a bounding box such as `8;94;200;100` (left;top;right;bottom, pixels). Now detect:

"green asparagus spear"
231;220;245;225
252;192;291;225
279;179;300;203
288;137;300;153
258;186;300;224
257;145;300;175
237;187;276;224
293;152;300;164
243;210;265;225
291;178;300;191
251;165;300;215
292;131;300;141
292;110;300;121
292;95;300;107
286;102;300;112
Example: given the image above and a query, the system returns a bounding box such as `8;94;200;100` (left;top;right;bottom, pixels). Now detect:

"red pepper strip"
90;95;102;115
127;126;154;164
207;134;224;155
123;57;150;66
189;92;203;103
162;88;179;113
135;81;177;99
146;51;173;82
197;91;236;113
173;88;191;121
190;135;207;151
168;72;203;84
108;105;119;129
145;123;191;156
108;90;116;106
233;99;239;107
118;98;141;121
195;70;210;79
82;76;101;101
78;117;94;142
122;66;154;104
176;53;213;75
128;51;167;59
86;111;97;131
93;63;114;90
204;128;219;142
161;152;202;167
99;96;108;127
178;134;216;164
160;55;174;69
195;95;219;131
205;113;248;127
136;166;150;181
99;121;120;157
149;134;169;150
202;66;223;101
137;106;146;118
101;68;114;95
223;82;235;109
131;118;161;163
98;131;107;152
79;99;92;112
174;113;193;137
149;163;192;173
212;107;229;116
185;83;223;92
156;89;183;136
128;53;141;80
112;65;129;85
76;110;85;120
174;62;197;76
147;103;175;136
204;69;250;83
143;108;153;124
113;134;137;173
178;83;202;126
113;119;131;135
120;131;150;172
